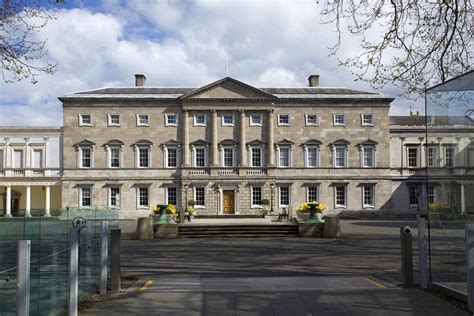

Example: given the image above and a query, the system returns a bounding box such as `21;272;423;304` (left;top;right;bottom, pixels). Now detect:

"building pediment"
190;139;210;147
246;139;266;147
74;139;95;148
179;77;277;100
301;139;323;146
219;139;239;147
161;139;181;147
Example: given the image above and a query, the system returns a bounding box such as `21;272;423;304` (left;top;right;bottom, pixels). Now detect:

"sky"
0;0;423;126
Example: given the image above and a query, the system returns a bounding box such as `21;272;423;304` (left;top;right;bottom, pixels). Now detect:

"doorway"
223;190;235;214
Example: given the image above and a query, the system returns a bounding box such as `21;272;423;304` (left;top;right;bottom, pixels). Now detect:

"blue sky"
0;0;422;126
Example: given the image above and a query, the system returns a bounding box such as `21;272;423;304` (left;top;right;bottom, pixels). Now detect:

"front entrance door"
223;190;235;214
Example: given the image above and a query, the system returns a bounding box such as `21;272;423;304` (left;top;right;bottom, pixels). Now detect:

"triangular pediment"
179;77;277;100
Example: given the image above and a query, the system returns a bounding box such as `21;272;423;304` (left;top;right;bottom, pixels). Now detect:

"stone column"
24;137;31;169
45;185;51;217
268;109;275;166
44;137;50;168
25;185;31;218
4;137;11;168
400;137;405;169
217;186;223;215
461;183;466;215
239;110;246;166
5;186;12;218
211;110;218;166
418;137;425;167
182;110;190;166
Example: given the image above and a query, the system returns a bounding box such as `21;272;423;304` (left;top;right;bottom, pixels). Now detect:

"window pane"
445;147;454;167
167;115;177;125
0;150;3;168
307;187;318;202
335;147;345;167
252;187;262;206
110;148;120;167
81;114;91;124
279;148;290;167
110;187;120;207
139;187;149;207
139;115;148;125
280;187;289;206
81;188;91;206
139;148;149;167
428;186;435;204
427;147;436;167
363;186;374;206
251;115;262;125
223;115;234;124
335;115;345;124
82;149;91;168
363;147;374;167
32;149;43;169
195;115;205;124
167;187;177;206
336;186;346;206
279;115;289;124
252;148;261;167
408;148;418;167
224;148;234;167
110;115;120;124
363;115;373;124
306;114;318;125
195;187;205;206
195;148;206;167
168;148;177;167
409;186;419;205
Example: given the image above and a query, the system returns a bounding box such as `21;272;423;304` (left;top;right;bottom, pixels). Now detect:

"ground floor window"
138;187;149;208
194;187;205;207
427;185;436;204
167;187;177;206
80;187;92;207
306;186;318;202
279;186;290;207
362;186;374;208
409;186;420;206
335;186;346;208
109;187;120;208
251;187;262;207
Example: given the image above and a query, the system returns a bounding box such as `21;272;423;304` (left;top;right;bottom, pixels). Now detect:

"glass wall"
426;71;474;295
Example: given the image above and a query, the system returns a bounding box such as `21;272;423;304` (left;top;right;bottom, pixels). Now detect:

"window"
445;147;455;167
223;147;234;167
138;187;149;208
195;187;205;207
305;146;319;167
333;114;346;126
362;147;375;167
427;186;436;204
278;114;290;126
250;114;263;126
363;186;375;208
109;187;120;209
80;187;92;207
167;187;177;206
13;149;23;168
0;149;3;168
334;146;346;167
79;114;92;126
361;114;374;126
278;147;291;167
32;149;43;169
305;114;318;126
408;147;419;167
427;147;436;167
109;148;120;168
409;186;420;206
335;186;346;208
165;114;178;126
279;186;290;207
139;148;149;168
136;114;149;126
108;114;121;126
194;148;207;167
81;148;91;168
167;148;178;168
251;187;262;207
194;114;207;126
222;114;235;126
251;147;263;167
307;186;318;202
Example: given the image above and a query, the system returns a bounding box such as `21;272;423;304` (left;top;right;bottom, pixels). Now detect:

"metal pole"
69;227;79;316
100;221;108;295
16;240;30;316
466;223;474;312
418;218;428;289
111;229;121;292
400;226;414;287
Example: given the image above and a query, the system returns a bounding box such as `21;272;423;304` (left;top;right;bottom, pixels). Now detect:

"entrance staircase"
178;223;299;238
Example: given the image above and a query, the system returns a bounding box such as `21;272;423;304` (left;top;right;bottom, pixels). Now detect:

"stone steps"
178;224;299;238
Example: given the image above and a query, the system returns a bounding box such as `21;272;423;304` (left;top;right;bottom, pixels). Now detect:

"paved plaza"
87;220;469;315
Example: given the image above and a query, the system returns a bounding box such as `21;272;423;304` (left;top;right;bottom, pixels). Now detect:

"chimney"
135;74;146;87
308;74;319;87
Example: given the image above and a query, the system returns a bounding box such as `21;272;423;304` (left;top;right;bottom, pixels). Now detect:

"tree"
319;0;473;97
1;0;63;84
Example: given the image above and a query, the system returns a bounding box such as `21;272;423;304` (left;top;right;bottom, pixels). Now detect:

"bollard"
400;226;414;287
17;240;31;316
111;229;121;292
418;218;428;289
466;224;474;312
69;227;79;316
100;221;109;295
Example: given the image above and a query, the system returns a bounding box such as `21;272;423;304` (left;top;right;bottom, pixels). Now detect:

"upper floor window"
79;114;92;126
13;149;24;169
251;186;262;207
110;148;121;168
278;147;291;167
193;147;207;167
445;146;456;167
194;114;207;126
136;114;149;127
333;114;346;126
362;147;375;167
407;147;419;167
278;114;290;126
108;114;121;127
139;148;149;168
0;149;4;169
361;114;374;126
165;114;178;127
250;147;263;167
222;113;235;126
32;149;43;169
250;114;263;126
222;147;235;167
133;139;153;168
334;146;347;167
427;146;437;167
305;114;319;126
167;147;178;168
81;148;91;168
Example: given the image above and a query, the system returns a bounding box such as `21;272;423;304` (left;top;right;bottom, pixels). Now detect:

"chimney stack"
308;74;319;87
135;74;146;87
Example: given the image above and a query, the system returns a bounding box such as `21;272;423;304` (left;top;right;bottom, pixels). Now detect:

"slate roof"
390;116;426;126
390;116;474;126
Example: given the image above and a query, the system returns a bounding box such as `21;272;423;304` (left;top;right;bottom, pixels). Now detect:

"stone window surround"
406;145;420;168
277;113;290;127
247;145;265;167
133;140;153;168
304;145;320;168
361;183;376;209
79;113;92;127
331;140;350;168
276;145;292;168
221;113;235;127
193;113;207;127
107;114;121;127
361;114;374;127
79;146;93;168
249;113;263;126
192;146;209;167
165;113;179;127
305;113;319;126
164;146;180;168
136;114;150;127
333;113;346;126
220;145;236;168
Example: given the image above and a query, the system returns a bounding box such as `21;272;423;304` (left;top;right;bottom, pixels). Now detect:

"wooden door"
223;190;234;214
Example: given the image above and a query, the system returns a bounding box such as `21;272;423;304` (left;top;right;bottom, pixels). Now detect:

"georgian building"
59;75;394;218
0;127;62;217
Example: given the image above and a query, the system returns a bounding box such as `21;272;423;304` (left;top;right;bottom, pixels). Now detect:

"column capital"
24;137;31;143
182;109;189;114
43;136;50;142
4;137;11;143
267;109;274;113
210;109;217;113
239;109;245;114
